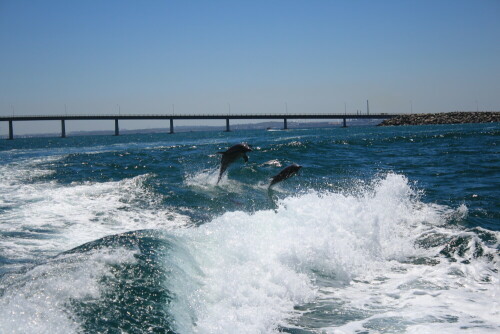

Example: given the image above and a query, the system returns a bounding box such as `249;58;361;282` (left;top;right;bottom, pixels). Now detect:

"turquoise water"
0;124;498;333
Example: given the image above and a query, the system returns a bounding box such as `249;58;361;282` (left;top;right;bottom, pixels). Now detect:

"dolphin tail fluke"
216;168;223;185
267;186;278;211
217;166;227;185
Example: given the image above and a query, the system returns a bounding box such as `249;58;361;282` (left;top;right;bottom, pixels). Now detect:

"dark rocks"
378;112;500;126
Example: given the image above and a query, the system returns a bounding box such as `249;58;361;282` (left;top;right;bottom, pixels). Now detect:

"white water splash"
0;157;190;265
0;248;138;334
166;173;499;333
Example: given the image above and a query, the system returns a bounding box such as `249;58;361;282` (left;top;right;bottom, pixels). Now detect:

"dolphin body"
217;143;252;184
269;163;302;188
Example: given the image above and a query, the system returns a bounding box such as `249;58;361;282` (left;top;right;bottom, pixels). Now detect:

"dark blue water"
0;124;498;333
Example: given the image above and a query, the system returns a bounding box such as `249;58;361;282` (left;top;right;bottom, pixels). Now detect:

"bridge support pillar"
8;120;13;140
225;118;230;132
114;119;119;136
342;118;347;128
284;118;288;130
169;118;174;134
61;119;66;138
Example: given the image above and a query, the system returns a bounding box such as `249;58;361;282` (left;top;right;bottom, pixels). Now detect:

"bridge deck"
0;113;397;121
1;113;398;139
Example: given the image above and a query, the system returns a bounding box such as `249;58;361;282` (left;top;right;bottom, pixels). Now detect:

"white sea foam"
166;173;499;333
184;169;221;188
0;156;190;332
260;159;282;167
0;247;137;334
1;155;498;333
184;168;250;193
0;157;190;265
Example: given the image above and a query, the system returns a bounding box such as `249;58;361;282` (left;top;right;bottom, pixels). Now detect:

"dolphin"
217;143;252;184
269;163;302;188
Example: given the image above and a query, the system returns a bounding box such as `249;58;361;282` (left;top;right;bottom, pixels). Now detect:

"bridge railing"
0;112;395;119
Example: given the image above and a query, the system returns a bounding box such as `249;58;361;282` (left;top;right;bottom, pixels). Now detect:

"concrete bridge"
0;113;398;139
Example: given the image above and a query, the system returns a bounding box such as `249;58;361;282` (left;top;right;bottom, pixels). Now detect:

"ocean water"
0;123;498;334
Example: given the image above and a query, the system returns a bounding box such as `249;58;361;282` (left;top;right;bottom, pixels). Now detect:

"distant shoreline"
378;111;499;126
1;119;380;139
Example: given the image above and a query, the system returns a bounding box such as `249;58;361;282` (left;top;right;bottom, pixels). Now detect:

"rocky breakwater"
378;111;500;126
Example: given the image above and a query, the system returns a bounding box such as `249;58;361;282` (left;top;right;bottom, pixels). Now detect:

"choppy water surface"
0;124;498;333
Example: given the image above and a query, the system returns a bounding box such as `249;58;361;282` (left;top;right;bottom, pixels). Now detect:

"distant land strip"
378;111;500;126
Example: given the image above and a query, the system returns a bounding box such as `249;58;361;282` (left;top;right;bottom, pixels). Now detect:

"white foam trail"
0;248;137;334
260;159;282;167
184;169;248;193
2;153;498;333
0;157;190;265
184;169;221;188
166;173;499;333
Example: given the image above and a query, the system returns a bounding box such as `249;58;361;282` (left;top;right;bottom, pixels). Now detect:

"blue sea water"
0;123;498;333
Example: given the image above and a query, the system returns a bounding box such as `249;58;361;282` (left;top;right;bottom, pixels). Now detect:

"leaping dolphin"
217;143;252;184
269;163;302;188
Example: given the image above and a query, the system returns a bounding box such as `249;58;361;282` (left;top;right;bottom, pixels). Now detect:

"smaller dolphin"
217;143;252;184
269;163;302;188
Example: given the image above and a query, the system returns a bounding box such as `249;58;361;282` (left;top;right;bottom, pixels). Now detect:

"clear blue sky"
1;0;499;134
